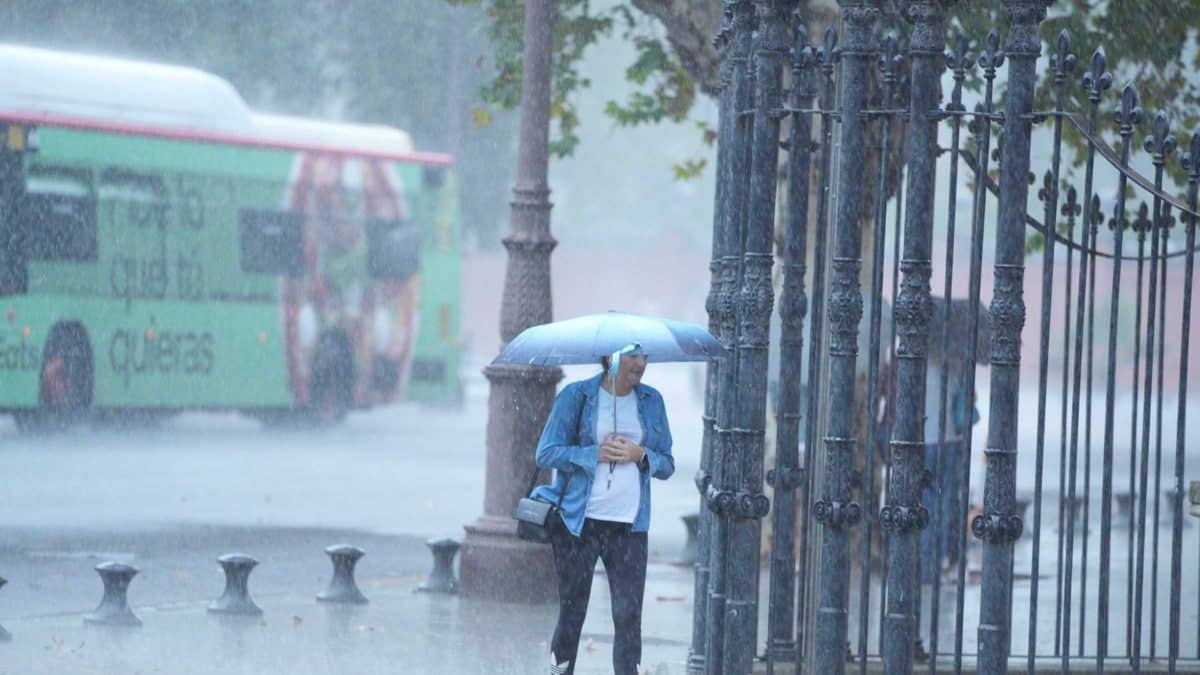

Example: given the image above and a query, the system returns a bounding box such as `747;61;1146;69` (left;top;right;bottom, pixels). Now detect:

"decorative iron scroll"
988;263;1025;366
893;260;932;360
812;499;863;529
738;253;774;349
972;512;1025;543
878;504;931;533
827;258;863;356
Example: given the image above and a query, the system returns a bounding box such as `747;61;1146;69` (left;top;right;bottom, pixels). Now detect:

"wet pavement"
2;364;1199;673
0;364;705;673
0;557;695;674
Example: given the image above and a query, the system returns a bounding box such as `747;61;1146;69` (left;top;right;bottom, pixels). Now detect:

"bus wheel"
20;325;93;432
308;333;354;425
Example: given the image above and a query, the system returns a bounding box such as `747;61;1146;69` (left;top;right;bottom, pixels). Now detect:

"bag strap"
526;383;589;506
524;464;571;506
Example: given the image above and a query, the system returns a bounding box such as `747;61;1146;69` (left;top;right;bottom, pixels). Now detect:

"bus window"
0;153;24;295
422;166;445;190
21;164;97;262
239;209;304;276
366;218;420;281
98;168;168;228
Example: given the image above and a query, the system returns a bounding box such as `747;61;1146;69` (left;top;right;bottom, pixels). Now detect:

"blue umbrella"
491;310;725;367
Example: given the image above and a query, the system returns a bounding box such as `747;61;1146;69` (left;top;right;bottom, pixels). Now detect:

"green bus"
0;45;462;430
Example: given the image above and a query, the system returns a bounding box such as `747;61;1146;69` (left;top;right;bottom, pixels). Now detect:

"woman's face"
619;353;648;387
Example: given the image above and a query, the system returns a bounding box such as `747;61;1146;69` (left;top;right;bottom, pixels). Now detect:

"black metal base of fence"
751;656;1200;674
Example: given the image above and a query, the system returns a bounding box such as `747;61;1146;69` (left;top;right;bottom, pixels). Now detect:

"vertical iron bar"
1103;84;1144;675
795;25;839;669
1149;157;1174;661
1149;256;1167;658
881;4;945;674
955;29;1003;674
973;4;1045;673
1131;107;1169;675
1079;179;1101;657
1168;132;1199;675
857;30;899;675
813;3;878;673
766;15;815;673
723;0;787;671
1058;54;1112;668
1053;181;1079;658
691;10;733;673
1056;177;1084;653
705;2;755;671
1125;189;1148;664
1064;188;1103;667
1149;216;1167;659
1026;30;1074;674
1079;174;1103;658
1063;50;1113;667
928;33;973;674
880;113;908;656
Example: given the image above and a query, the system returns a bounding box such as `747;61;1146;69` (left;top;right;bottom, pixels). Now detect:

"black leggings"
550;518;648;675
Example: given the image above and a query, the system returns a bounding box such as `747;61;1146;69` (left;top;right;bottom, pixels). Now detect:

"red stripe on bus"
0;109;455;167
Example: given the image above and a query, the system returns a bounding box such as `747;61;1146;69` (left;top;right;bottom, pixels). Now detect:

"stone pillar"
459;0;564;603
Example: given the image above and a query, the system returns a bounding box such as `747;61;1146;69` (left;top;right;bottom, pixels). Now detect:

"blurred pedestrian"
530;343;675;675
921;361;978;584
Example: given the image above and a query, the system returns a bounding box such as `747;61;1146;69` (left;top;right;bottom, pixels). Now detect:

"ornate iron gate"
693;2;1200;674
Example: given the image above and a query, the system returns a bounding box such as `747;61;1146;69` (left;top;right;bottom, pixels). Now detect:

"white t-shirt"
584;388;643;523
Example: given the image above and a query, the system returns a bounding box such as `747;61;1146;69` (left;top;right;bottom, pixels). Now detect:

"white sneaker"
550;653;570;674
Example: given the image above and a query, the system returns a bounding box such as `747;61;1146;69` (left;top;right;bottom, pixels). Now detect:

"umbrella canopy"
491;311;725;367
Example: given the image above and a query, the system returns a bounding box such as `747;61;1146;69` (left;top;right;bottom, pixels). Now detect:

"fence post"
974;2;1045;672
705;0;754;670
765;15;816;673
812;2;878;674
722;0;787;672
880;3;946;673
690;8;733;673
796;25;839;669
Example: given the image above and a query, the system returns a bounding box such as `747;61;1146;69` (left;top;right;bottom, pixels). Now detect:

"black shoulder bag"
513;469;570;544
512;388;586;543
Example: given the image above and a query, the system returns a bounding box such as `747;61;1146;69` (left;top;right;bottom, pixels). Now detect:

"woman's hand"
599;435;645;464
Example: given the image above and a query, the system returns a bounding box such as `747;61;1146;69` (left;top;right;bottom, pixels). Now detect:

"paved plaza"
2;366;1198;673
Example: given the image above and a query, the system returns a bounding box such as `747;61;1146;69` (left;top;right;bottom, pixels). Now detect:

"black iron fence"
694;2;1200;674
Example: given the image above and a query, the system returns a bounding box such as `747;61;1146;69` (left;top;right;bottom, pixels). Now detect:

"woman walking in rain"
531;343;675;675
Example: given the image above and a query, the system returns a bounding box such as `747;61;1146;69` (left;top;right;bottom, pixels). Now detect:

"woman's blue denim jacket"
531;373;675;536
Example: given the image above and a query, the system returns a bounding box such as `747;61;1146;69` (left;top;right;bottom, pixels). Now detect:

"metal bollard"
84;561;141;626
418;538;459;593
209;553;262;615
1116;491;1134;524
0;576;10;642
317;544;367;604
1165;487;1193;528
1014;494;1032;538
677;513;699;566
1064;495;1087;530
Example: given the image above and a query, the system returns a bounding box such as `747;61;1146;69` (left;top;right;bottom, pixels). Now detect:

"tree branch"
628;0;722;97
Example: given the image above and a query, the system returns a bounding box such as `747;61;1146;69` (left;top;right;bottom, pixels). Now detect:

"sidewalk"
0;560;696;675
